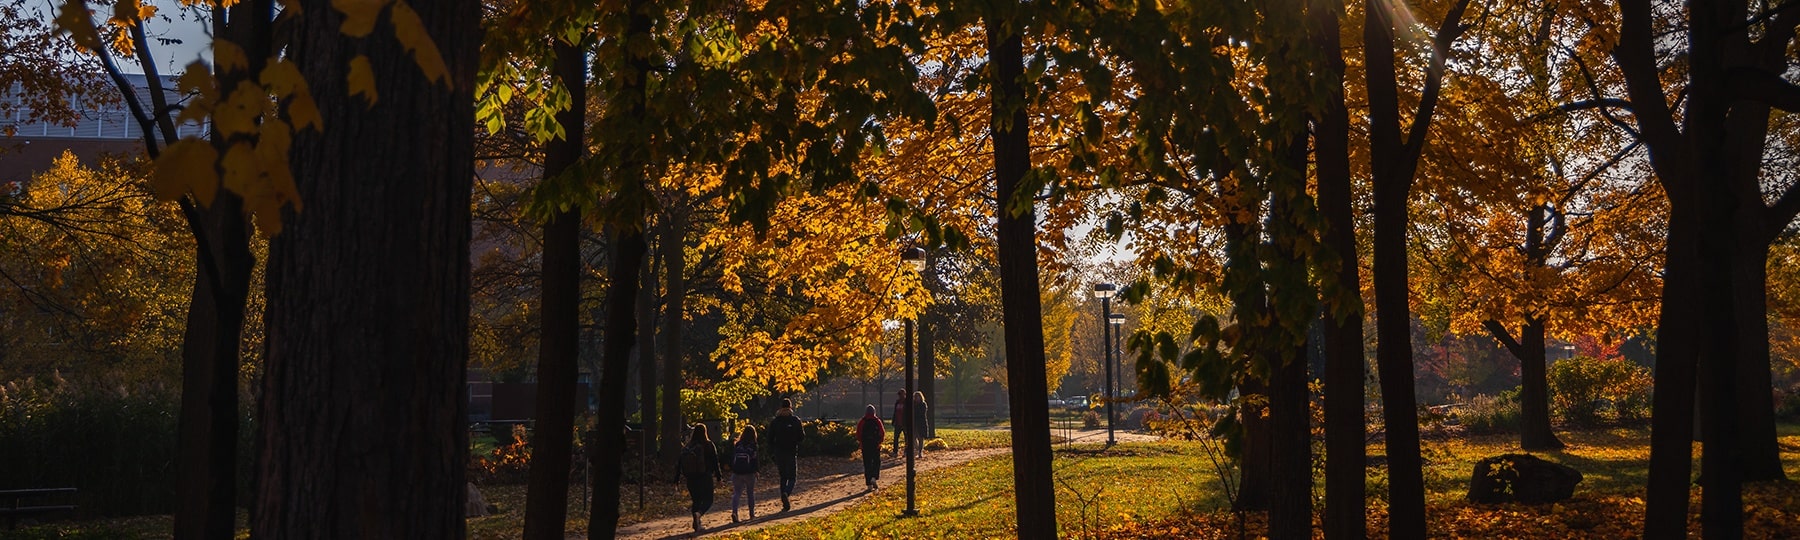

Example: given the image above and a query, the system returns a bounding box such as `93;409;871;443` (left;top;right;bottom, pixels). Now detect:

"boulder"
465;482;490;517
1467;454;1583;504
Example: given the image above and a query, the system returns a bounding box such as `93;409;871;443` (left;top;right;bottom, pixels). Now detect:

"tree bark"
1234;377;1271;512
986;13;1057;539
522;39;586;540
1481;319;1563;450
174;4;266;538
1734;232;1783;481
1307;1;1364;535
657;207;688;466
255;0;477;535
589;1;654;535
1265;131;1314;540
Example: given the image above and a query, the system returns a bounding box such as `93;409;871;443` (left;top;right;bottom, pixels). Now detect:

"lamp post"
1092;283;1117;446
1109;312;1125;433
901;246;926;517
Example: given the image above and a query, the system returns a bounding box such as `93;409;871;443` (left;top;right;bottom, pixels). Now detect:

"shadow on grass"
648;489;873;540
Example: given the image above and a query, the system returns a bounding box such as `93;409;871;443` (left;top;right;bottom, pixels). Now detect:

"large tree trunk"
1734;231;1783;482
657;208;687;466
255;0;478;535
522;39;586;540
1234;378;1271;512
1307;1;1364;535
173;5;266;537
986;14;1057;539
1482;318;1563;450
1642;199;1702;540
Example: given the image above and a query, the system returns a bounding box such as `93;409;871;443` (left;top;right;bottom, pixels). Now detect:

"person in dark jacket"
855;404;886;491
672;424;722;533
891;389;908;457
910;391;931;458
767;398;806;512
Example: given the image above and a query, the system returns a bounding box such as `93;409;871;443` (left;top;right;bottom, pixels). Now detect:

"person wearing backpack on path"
767;398;806;512
672;424;722;533
891;389;908;457
728;425;760;522
855;404;886;491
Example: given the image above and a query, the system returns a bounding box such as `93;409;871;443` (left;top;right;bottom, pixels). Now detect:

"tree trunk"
173;4;266;537
986;14;1057;539
657;208;688;466
522;39;586;540
1235;378;1271;512
589;1;654;535
636;238;658;458
173;194;253;540
1482;319;1563;450
255;0;478;535
1307;1;1364;535
1734;234;1783;481
1265;131;1314;540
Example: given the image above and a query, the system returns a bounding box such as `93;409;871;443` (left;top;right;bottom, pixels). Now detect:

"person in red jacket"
855;404;886;491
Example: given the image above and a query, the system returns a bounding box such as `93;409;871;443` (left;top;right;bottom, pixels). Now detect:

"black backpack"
730;443;757;474
679;444;707;477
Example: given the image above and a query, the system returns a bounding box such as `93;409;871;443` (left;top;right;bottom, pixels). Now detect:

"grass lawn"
718;442;1223;539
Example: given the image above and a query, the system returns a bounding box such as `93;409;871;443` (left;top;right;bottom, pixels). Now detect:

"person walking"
855;404;886;490
891;389;908;457
673;424;722;533
910;391;931;458
768;398;806;512
727;425;760;523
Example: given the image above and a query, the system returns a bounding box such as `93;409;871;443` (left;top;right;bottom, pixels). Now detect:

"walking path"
608;428;1160;539
610;447;1009;539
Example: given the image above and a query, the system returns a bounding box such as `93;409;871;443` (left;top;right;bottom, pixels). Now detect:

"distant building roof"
1;73;197;184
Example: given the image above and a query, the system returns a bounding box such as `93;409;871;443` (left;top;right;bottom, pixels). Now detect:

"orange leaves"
331;0;450;88
347;55;378;104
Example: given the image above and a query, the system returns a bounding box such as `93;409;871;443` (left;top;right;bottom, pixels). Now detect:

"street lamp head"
1108;313;1125;327
1092;282;1117;299
901;246;927;272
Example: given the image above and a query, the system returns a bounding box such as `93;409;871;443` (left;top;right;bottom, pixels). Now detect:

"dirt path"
609;447;1009;539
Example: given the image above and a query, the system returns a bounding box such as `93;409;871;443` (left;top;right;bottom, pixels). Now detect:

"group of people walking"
673;392;932;533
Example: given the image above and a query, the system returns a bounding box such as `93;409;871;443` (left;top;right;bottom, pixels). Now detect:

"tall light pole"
1092;282;1117;446
901;246;926;517
1109;312;1125;434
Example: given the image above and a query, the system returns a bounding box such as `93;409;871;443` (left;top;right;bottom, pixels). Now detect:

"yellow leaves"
348;55;379;104
213;39;250;73
149;138;219;204
332;0;450;87
52;1;103;53
259;61;323;130
389;1;448;85
332;0;387;37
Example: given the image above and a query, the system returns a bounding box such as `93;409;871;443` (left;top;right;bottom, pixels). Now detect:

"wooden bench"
0;488;78;528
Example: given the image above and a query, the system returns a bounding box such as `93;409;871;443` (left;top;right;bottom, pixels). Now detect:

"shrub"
1548;356;1653;426
923;438;948;451
1776;385;1800;421
1459;393;1521;434
0;376;188;516
468;423;532;484
796;419;859;457
1082;410;1102;429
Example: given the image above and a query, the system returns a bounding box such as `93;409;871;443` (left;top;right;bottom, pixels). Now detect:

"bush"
1082;411;1101;429
795;419;859;457
1548;356;1653;426
0;377;192;516
1777;385;1800;421
1459;393;1521;434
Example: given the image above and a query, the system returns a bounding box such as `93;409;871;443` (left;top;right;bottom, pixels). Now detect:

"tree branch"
1729;67;1800;113
1482;320;1528;360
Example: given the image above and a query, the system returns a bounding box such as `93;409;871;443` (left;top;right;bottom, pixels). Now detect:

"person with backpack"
672;424;722;533
767;398;806;512
891;389;908;457
855;404;885;490
910;391;931;458
727;425;760;522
